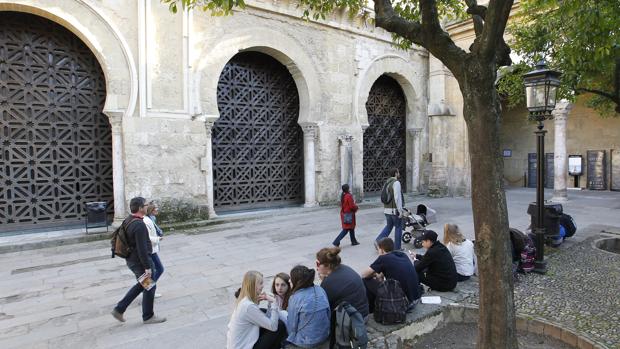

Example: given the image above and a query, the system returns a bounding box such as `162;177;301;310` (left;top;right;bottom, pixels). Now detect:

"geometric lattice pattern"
0;12;113;231
214;52;304;210
363;75;407;194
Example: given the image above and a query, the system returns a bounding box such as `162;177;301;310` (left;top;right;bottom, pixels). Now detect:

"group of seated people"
227;223;475;349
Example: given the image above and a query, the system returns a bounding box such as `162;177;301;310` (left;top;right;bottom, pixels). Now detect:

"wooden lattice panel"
363;75;407;194
214;52;303;210
0;12;113;230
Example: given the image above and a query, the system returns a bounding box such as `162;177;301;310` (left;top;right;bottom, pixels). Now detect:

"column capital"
103;110;123;134
301;124;318;140
337;134;354;145
407;128;423;137
204;120;216;137
552;99;573;120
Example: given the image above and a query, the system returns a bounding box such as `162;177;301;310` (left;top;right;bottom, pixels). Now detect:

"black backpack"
373;279;408;325
559;213;577;238
333;302;368;349
110;217;139;259
380;178;396;205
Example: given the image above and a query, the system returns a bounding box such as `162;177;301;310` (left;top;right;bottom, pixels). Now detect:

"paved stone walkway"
0;188;618;348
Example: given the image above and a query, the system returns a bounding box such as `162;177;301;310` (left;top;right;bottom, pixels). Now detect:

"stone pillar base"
551;196;568;203
303;202;318;208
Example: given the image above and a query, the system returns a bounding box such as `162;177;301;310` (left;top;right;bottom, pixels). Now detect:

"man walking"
375;168;404;250
111;197;166;324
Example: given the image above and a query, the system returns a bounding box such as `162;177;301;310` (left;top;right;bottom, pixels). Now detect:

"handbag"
343;213;353;224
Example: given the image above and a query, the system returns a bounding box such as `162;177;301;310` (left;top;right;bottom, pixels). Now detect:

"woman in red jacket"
332;184;360;247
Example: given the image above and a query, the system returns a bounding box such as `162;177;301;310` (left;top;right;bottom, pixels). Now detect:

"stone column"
408;128;423;193
551;100;573;202
105;111;126;226
338;135;354;189
301;124;318;207
201;120;217;217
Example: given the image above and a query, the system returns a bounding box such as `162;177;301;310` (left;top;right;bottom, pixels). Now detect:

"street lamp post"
523;60;562;274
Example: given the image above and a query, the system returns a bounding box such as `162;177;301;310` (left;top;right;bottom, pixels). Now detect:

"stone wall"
500;97;620;189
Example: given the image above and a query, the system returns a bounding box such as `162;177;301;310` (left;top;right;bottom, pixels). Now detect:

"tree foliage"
500;0;620;116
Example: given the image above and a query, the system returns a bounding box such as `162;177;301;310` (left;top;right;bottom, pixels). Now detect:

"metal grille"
363;75;407;194
214;52;303;210
0;12;113;231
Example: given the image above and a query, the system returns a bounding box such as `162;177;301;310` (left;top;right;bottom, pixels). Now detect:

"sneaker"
111;309;125;322
155;293;162;298
143;315;167;324
351;241;360;246
332;243;340;247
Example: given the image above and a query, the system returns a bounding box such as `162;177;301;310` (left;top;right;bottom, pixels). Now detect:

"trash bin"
85;201;109;233
527;202;562;237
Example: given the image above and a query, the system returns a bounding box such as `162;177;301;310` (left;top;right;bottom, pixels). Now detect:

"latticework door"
363;75;407;194
214;52;304;210
0;12;113;231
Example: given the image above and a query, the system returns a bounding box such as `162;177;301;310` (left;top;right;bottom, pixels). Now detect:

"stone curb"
391;304;609;349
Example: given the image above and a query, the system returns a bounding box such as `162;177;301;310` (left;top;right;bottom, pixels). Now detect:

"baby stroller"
401;204;437;248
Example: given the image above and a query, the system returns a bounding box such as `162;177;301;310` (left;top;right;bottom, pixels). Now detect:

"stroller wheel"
413;237;423;249
402;232;412;243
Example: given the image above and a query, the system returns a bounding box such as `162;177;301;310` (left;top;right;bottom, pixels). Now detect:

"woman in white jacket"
443;224;476;281
227;271;287;349
144;203;164;297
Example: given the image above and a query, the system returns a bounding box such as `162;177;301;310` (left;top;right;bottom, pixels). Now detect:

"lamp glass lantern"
522;60;562;121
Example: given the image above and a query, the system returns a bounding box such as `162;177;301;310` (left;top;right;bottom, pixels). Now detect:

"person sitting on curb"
361;238;421;313
271;272;292;310
411;230;458;292
316;247;369;319
227;271;287;349
283;265;331;348
443;224;476;282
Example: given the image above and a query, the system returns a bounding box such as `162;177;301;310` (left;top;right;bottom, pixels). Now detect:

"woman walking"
332;184;360;247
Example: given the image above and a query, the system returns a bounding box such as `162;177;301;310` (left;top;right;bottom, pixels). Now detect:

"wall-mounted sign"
587;150;607;190
568;155;583;176
502;149;512;157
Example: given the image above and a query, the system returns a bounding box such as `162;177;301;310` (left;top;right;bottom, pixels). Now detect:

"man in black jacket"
111;197;166;324
412;230;457;292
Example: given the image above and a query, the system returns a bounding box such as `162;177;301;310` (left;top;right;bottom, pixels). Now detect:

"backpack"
110;218;140;259
373;279;408;325
380;178;397;205
509;228;527;262
333;302;368;349
559;213;577;238
518;235;536;273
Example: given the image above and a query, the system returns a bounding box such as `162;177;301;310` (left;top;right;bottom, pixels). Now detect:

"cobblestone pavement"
0;188;619;349
465;229;620;349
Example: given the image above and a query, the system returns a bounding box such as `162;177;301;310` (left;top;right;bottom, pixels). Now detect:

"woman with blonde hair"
227;271;287;349
443;224;476;281
143;202;164;297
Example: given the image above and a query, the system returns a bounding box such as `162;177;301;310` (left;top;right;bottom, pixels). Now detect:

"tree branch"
465;0;485;36
373;0;425;47
479;0;514;61
574;87;617;101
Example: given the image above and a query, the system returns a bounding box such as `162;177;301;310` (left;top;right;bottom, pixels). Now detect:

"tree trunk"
461;64;518;349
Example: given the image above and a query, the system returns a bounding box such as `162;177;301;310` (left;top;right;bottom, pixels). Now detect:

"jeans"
115;258;156;321
150;253;164;282
332;229;358;246
375;214;403;250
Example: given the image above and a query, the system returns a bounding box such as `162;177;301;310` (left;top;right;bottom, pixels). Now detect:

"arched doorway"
0;12;113;231
214;51;304;211
363;75;407;194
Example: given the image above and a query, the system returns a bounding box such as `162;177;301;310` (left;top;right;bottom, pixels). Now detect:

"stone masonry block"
543;323;563;340
577;337;595;349
527;319;545;335
561;329;579;347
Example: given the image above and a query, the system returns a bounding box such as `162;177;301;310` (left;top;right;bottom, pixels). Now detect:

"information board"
587;150;607;190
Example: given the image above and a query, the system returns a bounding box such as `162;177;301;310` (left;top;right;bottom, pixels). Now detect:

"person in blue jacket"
284;265;330;348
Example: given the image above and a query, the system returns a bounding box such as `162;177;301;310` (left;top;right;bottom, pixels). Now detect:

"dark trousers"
333;229;358;246
363;277;381;314
253;320;287;349
115;258;156;321
456;273;470;282
150;253;164;282
417;269;456;292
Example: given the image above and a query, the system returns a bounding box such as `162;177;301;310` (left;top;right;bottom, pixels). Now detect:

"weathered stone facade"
0;0;431;228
